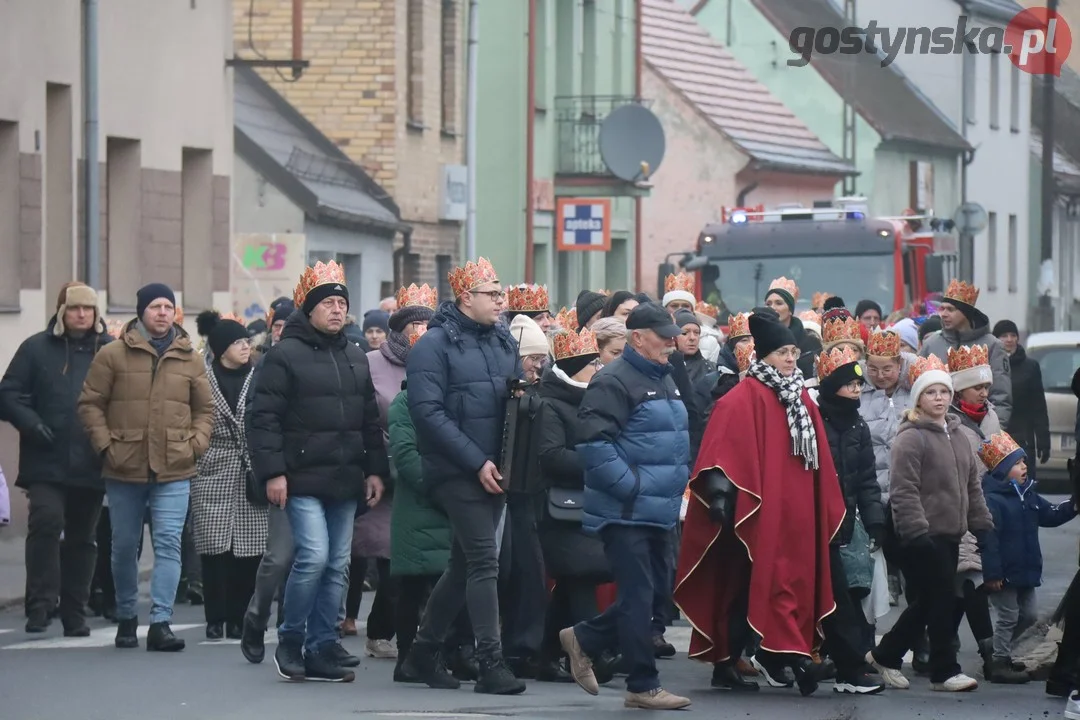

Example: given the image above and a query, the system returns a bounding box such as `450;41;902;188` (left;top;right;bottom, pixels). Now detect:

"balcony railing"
554;95;653;177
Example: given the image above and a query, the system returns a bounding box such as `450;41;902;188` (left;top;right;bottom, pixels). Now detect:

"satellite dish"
598;104;666;183
952;202;989;236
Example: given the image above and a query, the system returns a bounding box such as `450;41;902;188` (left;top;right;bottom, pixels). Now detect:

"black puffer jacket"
247;311;389;502
817;395;884;545
0;317;112;490
790;315;821;379
689;344;740;459
1007;345;1050;457
406;301;520;486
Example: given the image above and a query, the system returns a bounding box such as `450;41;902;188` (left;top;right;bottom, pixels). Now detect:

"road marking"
1;623;202;650
375;715;500;718
0;630;14;636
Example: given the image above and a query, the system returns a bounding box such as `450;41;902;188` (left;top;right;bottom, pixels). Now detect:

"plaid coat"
191;361;267;557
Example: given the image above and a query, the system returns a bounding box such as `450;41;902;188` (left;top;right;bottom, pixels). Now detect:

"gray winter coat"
858;352;916;504
920;325;1012;429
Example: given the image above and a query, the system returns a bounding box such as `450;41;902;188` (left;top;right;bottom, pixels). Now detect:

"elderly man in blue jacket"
559;302;692;711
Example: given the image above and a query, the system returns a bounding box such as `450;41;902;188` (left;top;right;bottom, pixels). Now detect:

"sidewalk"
0;529;154;610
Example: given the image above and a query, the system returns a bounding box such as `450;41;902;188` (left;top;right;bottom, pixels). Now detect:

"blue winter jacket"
981;473;1076;588
406;301;521;486
576;345;690;534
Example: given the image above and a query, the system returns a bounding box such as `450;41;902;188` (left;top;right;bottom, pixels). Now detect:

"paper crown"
174;306;184;325
507;284;550;313
727;312;751;339
866;329;902;358
817;345;862;382
106;318;127;339
811;291;832;309
408;325;428;347
448;257;499;298
554;306;577;331
768;276;799;301
695;302;719;319
396;283;438;310
947;344;990;373
596;288;614;297
822;315;863;346
944;279;980;308
219;312;245;325
978;431;1023;471
294;260;347;309
552;328;600;361
665;272;695;295
908;353;949;388
799;310;822;325
735;339;756;373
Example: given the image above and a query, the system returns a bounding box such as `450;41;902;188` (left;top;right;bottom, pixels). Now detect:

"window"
406;0;425;129
436;254;453;303
963;43;977;125
582;0;597;97
0;121;19;308
106;137;142;309
986;211;998;291
181;148;213;310
1010;65;1021;132
1008;214;1018;292
989;51;1000;130
440;0;459;134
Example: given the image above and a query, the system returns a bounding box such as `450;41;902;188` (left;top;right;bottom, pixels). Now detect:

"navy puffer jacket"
576;345;690;534
406;301;521;485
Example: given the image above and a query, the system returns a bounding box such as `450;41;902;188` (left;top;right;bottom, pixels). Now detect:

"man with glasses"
401;257;526;695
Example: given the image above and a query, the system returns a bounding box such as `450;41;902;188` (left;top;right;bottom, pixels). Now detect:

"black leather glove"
1039;445;1052;464
701;468;736;528
866;524;885;552
31;423;55;447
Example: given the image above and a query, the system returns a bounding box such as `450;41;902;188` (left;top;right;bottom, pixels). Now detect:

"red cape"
674;377;846;662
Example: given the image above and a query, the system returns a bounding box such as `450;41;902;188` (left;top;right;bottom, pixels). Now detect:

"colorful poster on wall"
230;233;307;325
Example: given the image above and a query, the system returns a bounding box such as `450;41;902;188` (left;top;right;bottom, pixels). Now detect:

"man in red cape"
675;313;846;696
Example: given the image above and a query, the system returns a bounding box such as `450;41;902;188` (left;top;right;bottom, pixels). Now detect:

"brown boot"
340;618;358;636
624;688;692;710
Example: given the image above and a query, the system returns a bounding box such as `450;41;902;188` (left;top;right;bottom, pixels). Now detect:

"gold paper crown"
554;307;577;331
799;310;822;325
727;312;751;339
219;312;245;325
768;276;800;301
817;345;862;382
735;339;756;373
175;306;184;325
822;316;863;345
507;284;550;313
696;302;719;319
552;328;600;361
294;260;347;309
866;329;902;358
664;272;694;295
397;283;438;310
944;279;980;307
947;344;990;373
596;289;614;297
408;325;429;347
448;257;499;298
106;318;127;339
978;431;1023;471
908;353;949;387
811;291;832;309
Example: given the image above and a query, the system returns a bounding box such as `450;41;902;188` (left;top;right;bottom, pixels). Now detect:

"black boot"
115;617;139;649
536;657;572;683
790;655;821;697
475;654;527;695
24;608;51;634
507;655;539;680
401;641;461;689
225;621;243;640
447;644;480;682
146;622;186;652
305;646;356;682
593;650;619;685
394;656;424;683
205;622;224;640
274;637;306;681
711;661;759;691
324;641;361;668
240;615;265;664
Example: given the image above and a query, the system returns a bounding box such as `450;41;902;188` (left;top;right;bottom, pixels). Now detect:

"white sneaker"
1065;690;1080;720
932;673;978;692
865;651;910;689
365;638;397;659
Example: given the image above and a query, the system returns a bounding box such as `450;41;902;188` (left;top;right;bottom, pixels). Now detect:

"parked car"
1025;331;1080;485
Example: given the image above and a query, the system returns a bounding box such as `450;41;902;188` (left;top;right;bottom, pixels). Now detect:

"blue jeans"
106;479;191;624
279;497;356;653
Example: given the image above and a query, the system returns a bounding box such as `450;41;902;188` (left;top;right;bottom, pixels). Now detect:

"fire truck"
665;197;960;324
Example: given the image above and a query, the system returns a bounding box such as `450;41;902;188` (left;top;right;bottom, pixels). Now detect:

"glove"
1039;445;1052;464
31;423;55;447
702;469;736;528
866;524;885;553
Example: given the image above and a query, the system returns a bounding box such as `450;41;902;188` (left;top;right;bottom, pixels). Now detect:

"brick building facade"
235;0;465;291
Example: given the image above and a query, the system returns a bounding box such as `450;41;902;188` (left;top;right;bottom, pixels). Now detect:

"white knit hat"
509;313;549;356
911;367;953;407
662;290;696;308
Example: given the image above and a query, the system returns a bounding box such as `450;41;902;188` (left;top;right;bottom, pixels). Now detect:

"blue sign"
556;198;612;251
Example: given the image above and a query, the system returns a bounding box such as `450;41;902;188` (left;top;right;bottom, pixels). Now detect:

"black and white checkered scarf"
747;360;819;470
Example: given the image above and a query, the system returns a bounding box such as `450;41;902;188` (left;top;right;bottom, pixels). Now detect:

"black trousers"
541;578;598;661
875;537;962;683
346;556;396;640
954;577;993;643
822;545;874;673
499;492;547;659
201;552;261;625
24;484;103;625
396;573;475;658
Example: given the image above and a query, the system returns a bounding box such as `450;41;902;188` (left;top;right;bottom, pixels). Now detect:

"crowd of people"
2;258;1080;712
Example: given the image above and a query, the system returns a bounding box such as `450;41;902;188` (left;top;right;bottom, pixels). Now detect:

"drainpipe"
292;0;304;79
633;0;643;292
465;0;479;260
83;0;101;290
1038;0;1059;331
957;0;974;284
736;181;759;207
525;0;536;283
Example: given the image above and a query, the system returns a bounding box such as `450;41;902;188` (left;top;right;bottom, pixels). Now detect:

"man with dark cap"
855;300;883;331
247;260;389;682
575;290;607;332
919;279;1012;428
78;282;213;651
0;282;113;635
762;278;819;378
993;319;1050;475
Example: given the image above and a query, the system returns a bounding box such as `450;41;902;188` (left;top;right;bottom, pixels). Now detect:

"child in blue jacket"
980;431;1076;676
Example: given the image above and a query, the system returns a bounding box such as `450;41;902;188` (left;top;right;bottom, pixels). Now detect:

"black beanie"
575;291;607;330
855;299;882;319
764;287;795;313
302;283;349;315
603;290;635;317
363;309;390;333
136;283;176;319
748;313;796;359
556;352;598;378
750;306;780;321
917;314;942;342
207;318;250;359
674;309;699;328
819;360;863;398
993;319;1019;338
822;296;846;312
270;297;295;323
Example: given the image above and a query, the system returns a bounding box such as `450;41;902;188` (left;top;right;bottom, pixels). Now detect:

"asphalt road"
1;498;1078;720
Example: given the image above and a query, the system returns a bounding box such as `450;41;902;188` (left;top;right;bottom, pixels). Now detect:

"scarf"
381;331;410;366
958;399;988;424
747;360;819;470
